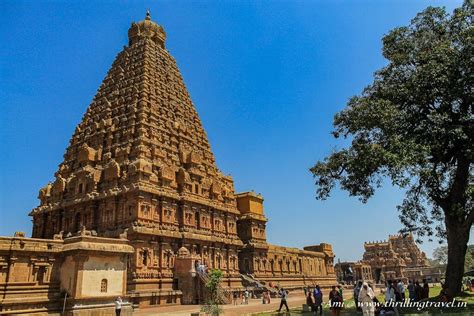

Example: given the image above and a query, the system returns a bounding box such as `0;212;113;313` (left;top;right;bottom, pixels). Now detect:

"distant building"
335;261;373;284
336;234;443;284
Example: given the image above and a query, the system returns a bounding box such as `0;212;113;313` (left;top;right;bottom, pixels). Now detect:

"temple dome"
128;10;166;47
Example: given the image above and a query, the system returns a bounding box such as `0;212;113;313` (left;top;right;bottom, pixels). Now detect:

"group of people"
303;284;344;316
352;278;433;316
304;285;325;315
464;277;474;292
261;290;271;304
405;279;430;301
232;289;252;305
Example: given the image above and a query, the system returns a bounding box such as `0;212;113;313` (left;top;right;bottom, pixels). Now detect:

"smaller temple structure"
0;230;134;315
363;234;429;283
336;234;442;284
335;260;373;284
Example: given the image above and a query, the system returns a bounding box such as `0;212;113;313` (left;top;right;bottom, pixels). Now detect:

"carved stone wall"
362;234;429;282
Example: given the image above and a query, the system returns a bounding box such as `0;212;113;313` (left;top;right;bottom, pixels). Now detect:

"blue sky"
0;0;469;261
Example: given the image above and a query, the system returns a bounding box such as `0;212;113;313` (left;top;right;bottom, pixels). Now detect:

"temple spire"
128;9;167;47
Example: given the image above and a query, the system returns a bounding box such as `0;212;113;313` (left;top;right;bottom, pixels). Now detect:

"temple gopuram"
0;12;336;314
335;234;442;285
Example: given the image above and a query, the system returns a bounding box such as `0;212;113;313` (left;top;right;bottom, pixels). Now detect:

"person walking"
385;280;399;316
313;285;323;316
397;279;405;301
233;291;238;305
244;289;249;304
338;284;343;299
422;280;430;299
262;291;270;304
414;281;423;301
114;297;122;316
358;282;375;316
306;291;315;312
407;280;415;301
393;281;402;303
329;285;343;316
277;288;289;313
354;280;362;312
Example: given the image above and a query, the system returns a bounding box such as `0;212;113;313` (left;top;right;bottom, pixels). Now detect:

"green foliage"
310;1;473;294
430;245;473;274
465;245;474;272
201;269;224;316
201;303;223;316
434;246;449;265
310;2;473;241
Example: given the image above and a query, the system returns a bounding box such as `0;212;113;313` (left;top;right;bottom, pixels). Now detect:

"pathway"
133;293;308;315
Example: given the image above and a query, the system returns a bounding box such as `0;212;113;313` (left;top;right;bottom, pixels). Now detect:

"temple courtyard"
134;293;307;316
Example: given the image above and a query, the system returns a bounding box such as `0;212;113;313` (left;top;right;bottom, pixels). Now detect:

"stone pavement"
133;293;309;315
132;287;361;315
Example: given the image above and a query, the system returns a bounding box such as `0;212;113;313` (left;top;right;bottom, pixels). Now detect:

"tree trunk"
444;215;470;296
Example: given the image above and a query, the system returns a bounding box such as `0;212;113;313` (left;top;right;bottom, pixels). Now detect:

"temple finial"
145;9;151;21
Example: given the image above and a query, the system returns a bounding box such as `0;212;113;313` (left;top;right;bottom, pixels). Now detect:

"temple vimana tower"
0;12;335;313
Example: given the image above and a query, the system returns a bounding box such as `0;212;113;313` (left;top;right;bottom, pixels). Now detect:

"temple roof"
128;11;166;47
31;11;238;216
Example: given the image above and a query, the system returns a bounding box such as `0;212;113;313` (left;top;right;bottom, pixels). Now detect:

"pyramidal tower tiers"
28;12;336;306
31;11;242;296
32;11;239;236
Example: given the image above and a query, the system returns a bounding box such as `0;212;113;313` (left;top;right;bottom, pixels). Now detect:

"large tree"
310;2;473;295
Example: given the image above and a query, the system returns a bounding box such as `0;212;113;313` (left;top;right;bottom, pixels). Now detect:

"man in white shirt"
114;297;122;316
278;288;289;312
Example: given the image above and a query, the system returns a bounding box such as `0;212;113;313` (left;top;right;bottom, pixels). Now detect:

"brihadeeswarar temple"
0;12;336;315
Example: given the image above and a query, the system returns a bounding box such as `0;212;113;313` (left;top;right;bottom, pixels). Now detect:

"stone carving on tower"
29;11;242;304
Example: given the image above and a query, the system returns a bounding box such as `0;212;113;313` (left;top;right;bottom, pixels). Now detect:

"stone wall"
239;243;336;290
0;232;133;315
